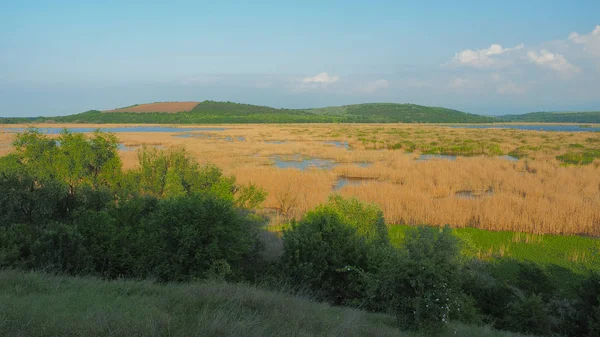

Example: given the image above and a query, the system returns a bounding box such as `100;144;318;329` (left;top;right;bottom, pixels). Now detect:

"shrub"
504;294;551;335
378;226;464;332
571;272;600;337
281;196;389;306
139;193;261;281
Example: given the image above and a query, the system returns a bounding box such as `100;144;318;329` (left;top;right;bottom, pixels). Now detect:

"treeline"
498;111;600;123
0;129;599;336
3;101;600;124
0;101;494;124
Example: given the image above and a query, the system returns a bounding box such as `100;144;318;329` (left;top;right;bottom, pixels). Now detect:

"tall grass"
2;123;599;235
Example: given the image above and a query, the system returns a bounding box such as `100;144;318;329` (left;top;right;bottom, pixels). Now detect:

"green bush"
378;226;464;332
140;194;261;281
0;130;266;282
504;294;551;335
281;196;389;305
571;272;600;337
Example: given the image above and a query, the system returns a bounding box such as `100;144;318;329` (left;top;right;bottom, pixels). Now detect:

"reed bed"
2;123;599;235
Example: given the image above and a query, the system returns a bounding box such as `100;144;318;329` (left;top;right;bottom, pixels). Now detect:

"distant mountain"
0;101;494;124
2;101;598;124
497;111;600;123
306;103;494;123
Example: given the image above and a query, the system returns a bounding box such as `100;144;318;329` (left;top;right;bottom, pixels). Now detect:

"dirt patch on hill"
104;102;200;113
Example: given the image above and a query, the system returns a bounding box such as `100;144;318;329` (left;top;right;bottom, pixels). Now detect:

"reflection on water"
271;155;337;170
417;154;456;161
324;141;349;149
333;176;377;191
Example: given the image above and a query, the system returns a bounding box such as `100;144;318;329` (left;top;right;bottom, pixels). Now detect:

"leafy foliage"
281;196;391;305
377;226;464;332
0;129;266;282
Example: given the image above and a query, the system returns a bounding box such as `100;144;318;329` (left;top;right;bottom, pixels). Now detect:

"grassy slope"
498;111;600;123
0;270;528;337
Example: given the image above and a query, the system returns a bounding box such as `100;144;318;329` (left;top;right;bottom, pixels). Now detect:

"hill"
308;103;495;123
0;270;527;337
498;111;600;123
0;101;495;124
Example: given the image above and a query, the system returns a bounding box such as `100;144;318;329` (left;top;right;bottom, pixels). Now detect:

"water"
451;125;600;132
455;190;494;199
271;155;337;170
417;154;457;161
265;140;287;144
174;133;212;139
5;126;226;134
324;141;349;149
498;155;519;161
333;177;376;191
117;144;138;152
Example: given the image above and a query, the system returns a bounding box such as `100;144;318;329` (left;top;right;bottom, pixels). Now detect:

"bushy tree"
378;226;464;332
281;196;390;305
139;193;261;281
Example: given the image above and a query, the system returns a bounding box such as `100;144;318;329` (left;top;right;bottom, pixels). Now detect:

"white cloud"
361;79;389;93
527;49;580;74
302;72;340;84
569;25;600;57
453;43;523;68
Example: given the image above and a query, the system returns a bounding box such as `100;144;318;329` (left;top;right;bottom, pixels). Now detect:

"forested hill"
2;101;599;124
306;103;494;123
497;111;600;123
0;101;494;124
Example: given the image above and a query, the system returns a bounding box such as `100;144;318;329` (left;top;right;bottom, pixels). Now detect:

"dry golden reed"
2;122;599;235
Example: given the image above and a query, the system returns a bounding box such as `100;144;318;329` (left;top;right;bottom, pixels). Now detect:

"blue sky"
1;0;599;116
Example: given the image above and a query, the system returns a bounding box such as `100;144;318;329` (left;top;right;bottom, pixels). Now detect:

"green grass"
556;149;600;165
0;270;530;337
271;224;599;273
389;225;600;272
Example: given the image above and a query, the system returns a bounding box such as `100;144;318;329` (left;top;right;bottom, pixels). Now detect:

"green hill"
3;101;598;124
307;103;495;123
0;101;493;124
0;270;527;337
498;111;600;123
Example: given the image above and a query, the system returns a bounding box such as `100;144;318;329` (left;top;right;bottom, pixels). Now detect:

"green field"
389;225;600;272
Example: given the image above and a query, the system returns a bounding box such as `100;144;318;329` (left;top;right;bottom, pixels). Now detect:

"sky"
1;0;599;117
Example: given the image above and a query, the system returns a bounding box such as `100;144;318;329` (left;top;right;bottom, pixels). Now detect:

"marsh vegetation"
1;125;599;336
